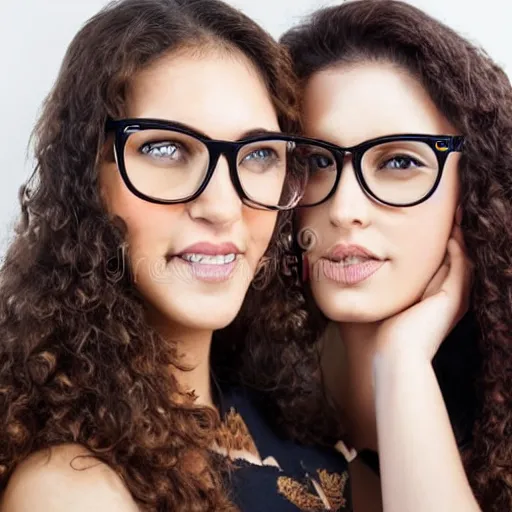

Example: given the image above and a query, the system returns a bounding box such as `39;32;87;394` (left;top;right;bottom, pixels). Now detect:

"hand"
374;223;473;364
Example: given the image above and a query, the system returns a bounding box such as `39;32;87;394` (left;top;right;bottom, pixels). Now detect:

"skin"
100;49;281;405
299;62;479;511
299;62;460;325
103;49;280;337
1;49;284;512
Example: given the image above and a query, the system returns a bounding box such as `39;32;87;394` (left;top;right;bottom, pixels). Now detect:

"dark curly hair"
281;0;512;510
0;0;336;510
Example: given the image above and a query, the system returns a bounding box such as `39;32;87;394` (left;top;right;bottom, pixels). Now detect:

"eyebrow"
107;117;283;142
236;128;282;141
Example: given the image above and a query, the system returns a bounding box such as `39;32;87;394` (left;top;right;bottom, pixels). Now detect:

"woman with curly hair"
0;0;353;510
281;1;512;511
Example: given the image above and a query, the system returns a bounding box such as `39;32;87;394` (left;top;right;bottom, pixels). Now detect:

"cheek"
100;165;182;258
389;196;457;288
393;164;459;261
244;208;279;256
125;205;181;260
393;214;450;264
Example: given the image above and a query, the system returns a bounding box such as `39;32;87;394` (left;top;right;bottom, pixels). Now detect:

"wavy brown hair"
281;0;512;510
0;0;333;510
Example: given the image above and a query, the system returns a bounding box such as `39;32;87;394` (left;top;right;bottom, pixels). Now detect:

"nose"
328;156;372;229
186;155;242;229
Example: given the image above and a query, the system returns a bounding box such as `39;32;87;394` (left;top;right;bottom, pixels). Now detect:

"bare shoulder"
1;444;139;512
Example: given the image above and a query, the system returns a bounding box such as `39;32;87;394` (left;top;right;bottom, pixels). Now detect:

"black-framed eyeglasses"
293;134;464;208
105;118;308;211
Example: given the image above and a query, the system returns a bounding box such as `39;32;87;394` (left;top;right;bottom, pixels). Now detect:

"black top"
215;314;479;510
217;385;353;511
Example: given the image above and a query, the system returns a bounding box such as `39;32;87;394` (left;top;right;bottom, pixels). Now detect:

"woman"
0;0;352;510
282;1;512;511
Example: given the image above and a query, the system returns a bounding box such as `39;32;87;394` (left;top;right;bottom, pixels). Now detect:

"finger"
451;224;474;278
421;240;451;300
448;231;473;280
421;257;450;300
450;224;467;253
442;238;472;319
444;238;469;288
421;227;473;314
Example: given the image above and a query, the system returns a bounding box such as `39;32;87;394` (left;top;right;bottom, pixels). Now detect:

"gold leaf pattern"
215;407;349;510
277;476;326;511
214;408;260;456
277;470;349;511
318;469;348;509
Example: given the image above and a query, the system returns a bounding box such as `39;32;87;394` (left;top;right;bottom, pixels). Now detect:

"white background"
1;0;511;249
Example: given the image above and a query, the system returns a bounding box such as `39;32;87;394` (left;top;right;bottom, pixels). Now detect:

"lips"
325;244;381;263
318;243;386;285
175;242;241;257
167;241;243;283
168;241;242;263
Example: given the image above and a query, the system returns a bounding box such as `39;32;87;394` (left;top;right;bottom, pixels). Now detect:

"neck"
322;321;382;452
150;313;214;408
175;328;214;408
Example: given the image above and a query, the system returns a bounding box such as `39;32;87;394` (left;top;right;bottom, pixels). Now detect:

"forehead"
302;61;456;146
125;48;280;139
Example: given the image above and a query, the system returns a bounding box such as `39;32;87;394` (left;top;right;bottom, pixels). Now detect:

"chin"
171;289;248;329
312;290;398;324
142;287;246;333
183;310;239;331
324;307;385;324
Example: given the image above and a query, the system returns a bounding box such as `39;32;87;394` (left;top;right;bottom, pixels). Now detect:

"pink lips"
169;241;242;283
184;259;238;282
317;244;386;286
176;242;240;256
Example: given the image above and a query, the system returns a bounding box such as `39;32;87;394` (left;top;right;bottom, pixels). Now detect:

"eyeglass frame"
296;133;465;208
105;118;305;211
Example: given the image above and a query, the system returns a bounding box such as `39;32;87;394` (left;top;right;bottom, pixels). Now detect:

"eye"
140;141;183;160
310;154;335;170
242;147;278;163
379;154;424;171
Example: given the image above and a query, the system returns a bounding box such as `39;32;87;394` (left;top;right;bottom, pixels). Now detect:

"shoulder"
1;444;139;512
